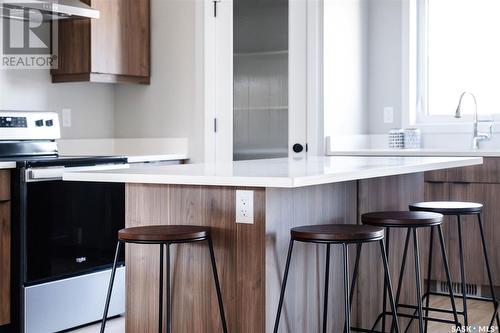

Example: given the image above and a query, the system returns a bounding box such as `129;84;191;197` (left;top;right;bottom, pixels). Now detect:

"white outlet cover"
62;108;72;127
384;107;394;124
236;190;254;224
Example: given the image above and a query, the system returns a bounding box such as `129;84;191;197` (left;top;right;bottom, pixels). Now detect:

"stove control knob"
45;119;54;127
35;119;44;127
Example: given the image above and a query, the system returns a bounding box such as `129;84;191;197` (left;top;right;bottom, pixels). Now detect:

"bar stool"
99;225;228;333
273;224;401;333
410;201;500;330
362;211;460;333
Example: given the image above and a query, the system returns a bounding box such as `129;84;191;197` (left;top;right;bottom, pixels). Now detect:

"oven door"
24;178;124;284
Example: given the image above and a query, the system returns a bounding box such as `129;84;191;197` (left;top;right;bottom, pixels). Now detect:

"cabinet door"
232;0;307;161
423;182;450;282
448;183;500;286
91;0;150;77
0;170;10;326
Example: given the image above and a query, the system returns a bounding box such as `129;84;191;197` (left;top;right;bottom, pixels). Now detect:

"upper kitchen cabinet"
51;0;150;84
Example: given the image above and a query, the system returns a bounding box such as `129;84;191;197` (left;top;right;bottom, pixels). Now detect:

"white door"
205;0;319;163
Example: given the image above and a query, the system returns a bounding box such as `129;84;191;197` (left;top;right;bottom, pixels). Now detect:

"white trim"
203;0;217;163
306;0;324;156
289;0;308;157
204;0;234;163
406;0;500;132
401;0;416;129
214;0;234;163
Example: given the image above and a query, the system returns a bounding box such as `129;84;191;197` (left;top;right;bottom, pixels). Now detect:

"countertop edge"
63;157;483;188
328;149;500;157
0;162;17;169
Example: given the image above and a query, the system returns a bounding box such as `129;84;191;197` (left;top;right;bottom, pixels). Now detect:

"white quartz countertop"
63;156;483;188
328;149;500;157
0;161;16;169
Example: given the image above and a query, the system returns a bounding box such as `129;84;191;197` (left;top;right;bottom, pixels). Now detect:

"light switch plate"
236;190;254;224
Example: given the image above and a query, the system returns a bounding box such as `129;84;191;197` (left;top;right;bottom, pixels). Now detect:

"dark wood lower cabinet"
425;157;500;288
0;170;11;326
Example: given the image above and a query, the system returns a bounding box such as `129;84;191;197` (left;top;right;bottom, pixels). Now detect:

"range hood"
0;0;100;20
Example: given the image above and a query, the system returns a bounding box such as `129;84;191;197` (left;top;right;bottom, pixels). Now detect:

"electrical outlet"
62;108;72;127
236;190;254;224
384;107;394;124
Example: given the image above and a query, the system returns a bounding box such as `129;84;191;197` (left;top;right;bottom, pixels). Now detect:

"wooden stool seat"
118;225;210;243
274;223;401;333
361;211;461;331
362;211;443;228
409;201;483;215
409;201;500;329
102;224;228;333
291;224;384;243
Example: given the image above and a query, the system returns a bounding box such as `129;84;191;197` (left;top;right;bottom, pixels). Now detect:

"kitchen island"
64;156;482;333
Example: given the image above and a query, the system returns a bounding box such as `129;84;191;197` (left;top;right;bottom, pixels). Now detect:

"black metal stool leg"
382;228;391;333
380;239;401;333
344;243;362;333
273;239;295;333
456;214;469;328
477;214;500;329
389;229;411;333
100;241;122;333
208;237;229;333
423;227;434;333
342;243;351;333
437;225;460;327
413;228;424;333
323;244;331;333
160;244;165;333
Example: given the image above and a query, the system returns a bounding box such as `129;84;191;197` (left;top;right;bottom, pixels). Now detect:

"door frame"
203;0;324;163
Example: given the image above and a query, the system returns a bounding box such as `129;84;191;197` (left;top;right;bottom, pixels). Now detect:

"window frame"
405;0;500;132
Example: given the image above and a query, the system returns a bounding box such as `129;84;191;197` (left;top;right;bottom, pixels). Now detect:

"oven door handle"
27;164;130;181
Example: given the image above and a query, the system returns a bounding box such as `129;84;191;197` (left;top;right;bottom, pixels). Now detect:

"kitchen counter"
72;155;482;332
0;161;17;169
328;148;500;157
63;155;482;188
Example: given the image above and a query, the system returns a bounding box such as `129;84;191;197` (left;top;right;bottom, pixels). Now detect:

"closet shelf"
234;50;288;57
234;106;288;111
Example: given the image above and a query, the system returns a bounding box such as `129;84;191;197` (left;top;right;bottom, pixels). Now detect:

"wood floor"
69;297;498;333
426;296;498;332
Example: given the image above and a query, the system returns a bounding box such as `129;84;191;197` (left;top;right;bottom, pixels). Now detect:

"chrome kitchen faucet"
454;92;494;150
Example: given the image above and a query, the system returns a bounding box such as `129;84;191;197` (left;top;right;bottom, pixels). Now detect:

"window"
416;0;500;123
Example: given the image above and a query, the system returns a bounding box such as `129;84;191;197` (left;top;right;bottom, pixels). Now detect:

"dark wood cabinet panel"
0;170;10;326
448;183;500;286
422;182;450;283
357;173;425;333
425;157;500;183
51;0;150;84
424;158;500;287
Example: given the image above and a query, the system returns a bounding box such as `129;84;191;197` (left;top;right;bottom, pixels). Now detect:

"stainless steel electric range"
0;112;127;333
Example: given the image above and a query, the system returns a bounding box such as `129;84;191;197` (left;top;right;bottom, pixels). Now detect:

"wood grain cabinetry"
425;158;500;286
124;175;426;332
0;170;10;326
51;0;150;84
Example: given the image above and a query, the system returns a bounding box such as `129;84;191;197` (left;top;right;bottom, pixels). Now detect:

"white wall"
0;0;203;159
113;0;204;161
366;0;403;134
323;0;368;137
0;70;115;139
